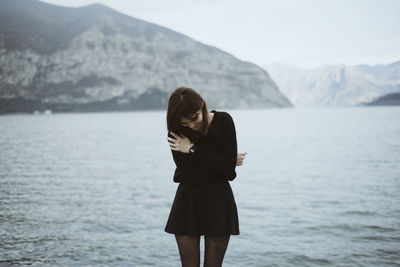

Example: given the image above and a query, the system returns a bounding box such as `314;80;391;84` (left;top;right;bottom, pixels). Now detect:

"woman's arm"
186;112;237;176
170;148;228;183
173;150;246;183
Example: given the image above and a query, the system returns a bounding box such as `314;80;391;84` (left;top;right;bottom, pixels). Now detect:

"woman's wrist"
188;144;196;154
186;143;194;153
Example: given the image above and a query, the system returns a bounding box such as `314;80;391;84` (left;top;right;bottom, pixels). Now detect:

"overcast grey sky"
40;0;400;68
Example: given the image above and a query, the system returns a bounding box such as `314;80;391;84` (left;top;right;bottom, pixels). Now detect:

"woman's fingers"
237;152;247;159
167;137;176;150
167;138;175;148
170;131;188;141
167;135;182;151
170;131;182;139
236;152;247;166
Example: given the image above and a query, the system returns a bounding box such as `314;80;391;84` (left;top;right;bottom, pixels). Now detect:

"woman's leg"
175;234;201;267
204;235;230;267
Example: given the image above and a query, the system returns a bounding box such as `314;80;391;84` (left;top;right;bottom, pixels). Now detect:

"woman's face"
181;109;203;131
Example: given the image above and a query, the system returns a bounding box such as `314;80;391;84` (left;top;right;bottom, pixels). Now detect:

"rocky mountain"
362;92;400;106
265;61;400;107
0;0;292;114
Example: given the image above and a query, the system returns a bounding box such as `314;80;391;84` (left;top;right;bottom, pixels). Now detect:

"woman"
165;86;247;267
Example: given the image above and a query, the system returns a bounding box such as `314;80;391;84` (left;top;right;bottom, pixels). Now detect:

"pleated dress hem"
164;181;240;237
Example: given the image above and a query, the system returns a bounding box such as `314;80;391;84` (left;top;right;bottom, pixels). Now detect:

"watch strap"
189;145;196;154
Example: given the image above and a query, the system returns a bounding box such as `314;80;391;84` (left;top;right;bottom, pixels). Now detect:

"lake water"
0;106;399;266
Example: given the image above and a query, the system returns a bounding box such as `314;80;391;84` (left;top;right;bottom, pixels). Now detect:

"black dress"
165;110;240;236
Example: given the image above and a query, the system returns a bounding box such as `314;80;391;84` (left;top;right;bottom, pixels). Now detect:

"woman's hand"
167;131;194;153
237;152;247;166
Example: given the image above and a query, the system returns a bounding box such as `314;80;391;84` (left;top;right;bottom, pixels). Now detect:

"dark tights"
175;234;230;267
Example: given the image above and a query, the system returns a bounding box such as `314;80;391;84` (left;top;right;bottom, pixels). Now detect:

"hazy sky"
40;0;400;68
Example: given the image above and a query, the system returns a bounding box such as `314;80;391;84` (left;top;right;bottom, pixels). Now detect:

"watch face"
190;146;195;153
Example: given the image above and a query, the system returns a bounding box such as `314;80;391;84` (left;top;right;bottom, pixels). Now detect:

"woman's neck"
207;112;214;126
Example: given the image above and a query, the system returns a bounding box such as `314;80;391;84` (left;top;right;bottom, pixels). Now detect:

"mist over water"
1;107;399;266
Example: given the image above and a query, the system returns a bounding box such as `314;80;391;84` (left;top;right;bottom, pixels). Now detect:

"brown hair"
166;86;211;143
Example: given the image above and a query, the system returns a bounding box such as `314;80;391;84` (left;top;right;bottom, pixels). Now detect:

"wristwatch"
189;145;196;154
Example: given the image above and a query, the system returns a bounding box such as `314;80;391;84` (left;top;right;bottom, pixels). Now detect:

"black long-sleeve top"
168;110;237;185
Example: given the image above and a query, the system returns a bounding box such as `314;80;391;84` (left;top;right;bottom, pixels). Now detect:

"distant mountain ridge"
266;61;400;107
362;92;400;106
0;0;292;113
